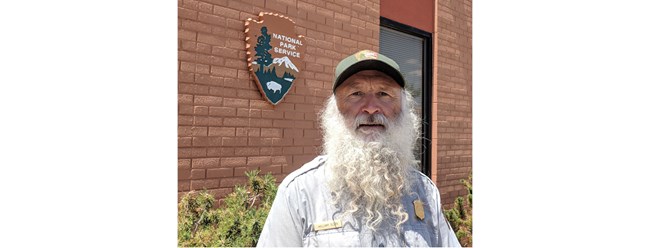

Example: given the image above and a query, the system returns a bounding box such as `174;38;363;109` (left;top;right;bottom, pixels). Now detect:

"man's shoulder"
278;155;327;189
409;168;441;191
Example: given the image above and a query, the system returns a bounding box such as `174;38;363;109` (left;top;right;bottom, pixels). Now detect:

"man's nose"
361;96;381;115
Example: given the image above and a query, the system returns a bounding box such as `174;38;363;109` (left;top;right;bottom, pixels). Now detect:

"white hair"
320;89;421;232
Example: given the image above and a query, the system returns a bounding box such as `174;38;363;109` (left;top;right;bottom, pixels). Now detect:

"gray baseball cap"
332;50;405;92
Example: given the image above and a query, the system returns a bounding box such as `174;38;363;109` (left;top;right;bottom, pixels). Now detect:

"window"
379;17;432;176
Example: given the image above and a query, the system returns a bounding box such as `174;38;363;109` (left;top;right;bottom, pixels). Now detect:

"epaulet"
411;169;439;188
281;155;327;188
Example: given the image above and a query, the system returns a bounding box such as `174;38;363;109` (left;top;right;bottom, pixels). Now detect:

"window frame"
380;17;433;178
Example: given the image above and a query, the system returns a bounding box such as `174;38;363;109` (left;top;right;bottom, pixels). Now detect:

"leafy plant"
178;170;278;247
444;173;472;247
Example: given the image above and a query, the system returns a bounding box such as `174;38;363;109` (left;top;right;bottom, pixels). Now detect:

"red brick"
191;179;220;190
197;2;212;12
234;167;250;177
178;94;193;104
236;127;260;137
283;146;303;155
283;94;305;104
265;1;288;13
250;99;274;110
181;19;212;33
209;87;238;97
307;12;326;24
198;12;227;26
194;106;209;115
236;89;261;99
178;126;192;136
222;137;248;146
221;157;247;167
219;177;248;187
316;7;334;18
261;165;283;175
208;127;235;137
222;98;249;108
283;163;302;174
194;96;223;106
181;0;199;9
272;138;293;146
192;157;219;168
295;104;318;112
304;129;320;138
211;67;238;78
197;33;224;47
287;6;307;19
179;181;190;191
206;168;234;178
196;54;223;66
284;111;304;120
271;156;289;164
178;7;198;19
179;29;197;41
260;128;282;138
191;169;206;179
179;147;207;158
247;156;271;166
297;1;315;12
179;61;196;72
196;64;210;74
208;106;236;116
334;12;350;22
178;159;191;169
195;74;223;86
248;137;273;146
260;147;280;155
282;128;303;138
192;137;221;146
212;5;239;19
194;116;222;126
236;108;249;117
179;83;210;95
176;136;196;147
294;138;319;146
234;147;260;156
205;147;226;157
196;42;212;54
223;117;249;126
260;110;284;119
212;46;239;59
179;71;194;83
192;127;208;136
237;69;251;79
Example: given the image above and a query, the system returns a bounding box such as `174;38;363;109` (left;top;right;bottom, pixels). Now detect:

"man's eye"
351;92;363;96
378;92;389;96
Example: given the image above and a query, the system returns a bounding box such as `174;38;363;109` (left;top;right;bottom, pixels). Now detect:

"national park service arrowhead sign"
245;12;305;105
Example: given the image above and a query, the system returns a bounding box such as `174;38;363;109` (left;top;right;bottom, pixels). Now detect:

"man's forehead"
343;70;400;87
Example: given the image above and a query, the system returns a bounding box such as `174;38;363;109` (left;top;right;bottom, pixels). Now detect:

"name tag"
313;219;343;231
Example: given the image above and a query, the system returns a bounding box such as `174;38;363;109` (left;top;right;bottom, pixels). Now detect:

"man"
257;50;461;247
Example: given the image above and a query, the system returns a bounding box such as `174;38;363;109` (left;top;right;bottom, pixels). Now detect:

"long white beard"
320;91;421;232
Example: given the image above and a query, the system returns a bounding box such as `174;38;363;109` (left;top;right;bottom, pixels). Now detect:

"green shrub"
178;170;278;247
444;173;472;247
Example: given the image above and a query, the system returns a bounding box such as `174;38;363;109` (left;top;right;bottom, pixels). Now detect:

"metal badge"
313;219;343;231
413;200;425;220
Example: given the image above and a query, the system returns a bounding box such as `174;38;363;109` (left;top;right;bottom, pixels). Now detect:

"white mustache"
354;113;389;128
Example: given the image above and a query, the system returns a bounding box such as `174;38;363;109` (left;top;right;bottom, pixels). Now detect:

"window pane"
379;26;425;170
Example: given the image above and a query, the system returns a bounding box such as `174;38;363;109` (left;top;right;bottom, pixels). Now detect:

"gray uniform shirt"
257;156;461;247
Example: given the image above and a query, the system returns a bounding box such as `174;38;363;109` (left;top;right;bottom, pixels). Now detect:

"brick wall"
433;0;472;208
178;0;381;203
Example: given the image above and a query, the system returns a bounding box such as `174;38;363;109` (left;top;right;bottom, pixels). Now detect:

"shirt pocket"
402;224;437;247
303;229;361;247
